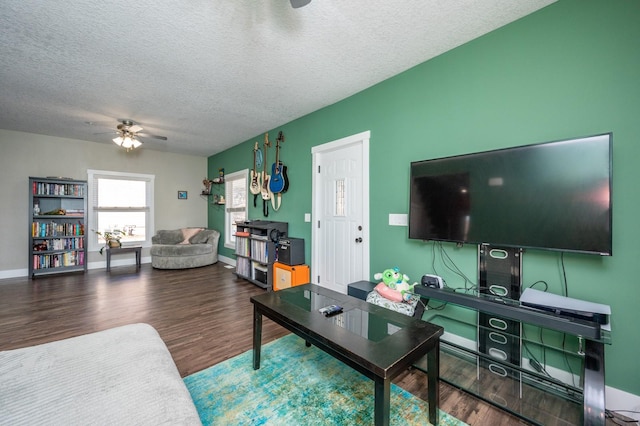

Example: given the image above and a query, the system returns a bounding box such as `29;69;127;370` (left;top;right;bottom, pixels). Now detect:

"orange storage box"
273;262;310;291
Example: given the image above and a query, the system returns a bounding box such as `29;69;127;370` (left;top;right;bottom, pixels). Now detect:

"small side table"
106;246;142;272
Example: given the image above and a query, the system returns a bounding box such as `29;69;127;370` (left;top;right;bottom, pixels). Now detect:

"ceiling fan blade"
85;121;119;128
129;125;144;133
93;131;119;135
136;133;168;141
117;118;138;125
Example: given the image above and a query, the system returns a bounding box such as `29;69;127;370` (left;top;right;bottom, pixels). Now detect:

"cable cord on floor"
605;409;640;425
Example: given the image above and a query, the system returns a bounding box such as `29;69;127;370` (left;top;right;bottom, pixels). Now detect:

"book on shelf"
32;250;84;270
32;181;85;197
236;257;251;277
250;240;268;263
33;237;84;251
32;221;85;237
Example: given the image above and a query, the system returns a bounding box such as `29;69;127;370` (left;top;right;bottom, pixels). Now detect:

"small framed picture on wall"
178;191;188;199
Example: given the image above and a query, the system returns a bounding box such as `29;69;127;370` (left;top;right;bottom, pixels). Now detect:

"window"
88;170;154;251
224;169;248;249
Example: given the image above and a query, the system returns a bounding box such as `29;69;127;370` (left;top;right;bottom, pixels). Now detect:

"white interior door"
311;131;370;294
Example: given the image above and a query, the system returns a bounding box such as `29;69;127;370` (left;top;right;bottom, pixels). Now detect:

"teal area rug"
184;334;466;425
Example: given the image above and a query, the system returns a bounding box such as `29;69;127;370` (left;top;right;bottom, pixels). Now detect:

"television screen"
409;133;612;256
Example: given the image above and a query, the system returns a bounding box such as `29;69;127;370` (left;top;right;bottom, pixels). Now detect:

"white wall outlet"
388;213;408;226
304;213;311;222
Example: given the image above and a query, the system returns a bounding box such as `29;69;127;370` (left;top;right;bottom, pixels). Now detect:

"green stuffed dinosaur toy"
373;267;417;302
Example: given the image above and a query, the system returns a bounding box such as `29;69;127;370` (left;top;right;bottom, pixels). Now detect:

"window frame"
224;169;248;249
87;169;155;251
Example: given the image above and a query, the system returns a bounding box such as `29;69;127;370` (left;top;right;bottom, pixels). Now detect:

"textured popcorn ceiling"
0;0;555;156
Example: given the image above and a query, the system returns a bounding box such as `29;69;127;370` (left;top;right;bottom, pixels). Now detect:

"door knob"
355;237;363;243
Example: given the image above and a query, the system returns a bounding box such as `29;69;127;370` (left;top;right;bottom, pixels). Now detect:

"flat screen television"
409;133;612;256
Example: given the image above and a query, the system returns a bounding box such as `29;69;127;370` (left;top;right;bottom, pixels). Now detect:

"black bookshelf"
29;177;88;278
234;220;287;291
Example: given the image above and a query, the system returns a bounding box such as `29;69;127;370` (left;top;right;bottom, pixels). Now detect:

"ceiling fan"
91;119;167;151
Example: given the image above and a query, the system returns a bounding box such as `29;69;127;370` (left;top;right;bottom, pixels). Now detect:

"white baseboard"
607;387;640;421
0;256;233;281
0;268;27;280
87;256;151;271
0;257;153;281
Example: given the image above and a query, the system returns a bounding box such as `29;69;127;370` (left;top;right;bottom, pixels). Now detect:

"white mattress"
0;323;201;425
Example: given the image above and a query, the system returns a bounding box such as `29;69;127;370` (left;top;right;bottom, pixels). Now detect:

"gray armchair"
150;228;219;269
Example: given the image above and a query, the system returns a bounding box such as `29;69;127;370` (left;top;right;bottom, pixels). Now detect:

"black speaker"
478;245;522;299
477;245;522;386
277;238;305;266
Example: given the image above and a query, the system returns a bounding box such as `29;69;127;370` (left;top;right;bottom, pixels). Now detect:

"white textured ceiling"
0;0;555;157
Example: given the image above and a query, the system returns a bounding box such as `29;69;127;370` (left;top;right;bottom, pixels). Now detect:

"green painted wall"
209;0;640;395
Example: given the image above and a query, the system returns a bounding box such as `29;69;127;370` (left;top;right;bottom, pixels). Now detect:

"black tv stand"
413;285;609;425
414;286;603;339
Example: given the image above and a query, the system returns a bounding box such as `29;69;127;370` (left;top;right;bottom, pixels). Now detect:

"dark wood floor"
0;263;615;425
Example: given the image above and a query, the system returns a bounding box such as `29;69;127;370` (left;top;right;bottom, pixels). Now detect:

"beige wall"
0;129;208;277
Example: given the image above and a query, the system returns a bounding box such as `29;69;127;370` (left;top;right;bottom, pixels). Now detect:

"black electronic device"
521;302;608;325
277;237;305;266
421;274;444;288
408;133;613;256
520;288;610;325
269;228;286;243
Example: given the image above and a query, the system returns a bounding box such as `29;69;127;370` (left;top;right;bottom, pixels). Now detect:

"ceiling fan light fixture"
107;120;161;151
125;136;142;150
121;136;135;149
112;130;142;151
290;0;311;8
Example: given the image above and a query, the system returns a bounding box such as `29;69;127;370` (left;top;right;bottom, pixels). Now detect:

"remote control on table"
319;305;343;317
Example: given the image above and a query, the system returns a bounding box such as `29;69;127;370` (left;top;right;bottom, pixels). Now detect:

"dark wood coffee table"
251;283;443;425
